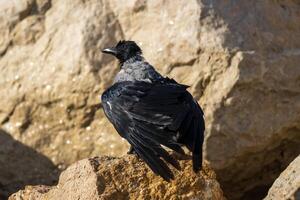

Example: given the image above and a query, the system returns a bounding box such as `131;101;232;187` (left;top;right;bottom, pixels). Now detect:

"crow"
101;41;205;181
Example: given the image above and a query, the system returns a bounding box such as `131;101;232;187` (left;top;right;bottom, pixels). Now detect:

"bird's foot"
171;151;190;160
127;146;137;155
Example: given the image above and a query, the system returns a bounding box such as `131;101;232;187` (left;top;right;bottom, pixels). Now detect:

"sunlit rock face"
8;156;225;200
1;0;300;199
264;155;300;200
0;0;129;168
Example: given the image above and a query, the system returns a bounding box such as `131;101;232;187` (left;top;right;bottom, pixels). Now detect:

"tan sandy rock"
9;156;225;200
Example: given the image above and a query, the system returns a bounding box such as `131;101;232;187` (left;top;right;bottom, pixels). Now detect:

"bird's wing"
101;80;192;181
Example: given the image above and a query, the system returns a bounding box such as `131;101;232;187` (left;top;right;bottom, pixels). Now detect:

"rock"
0;129;59;199
9;156;225;200
264;155;300;200
109;0;300;198
0;0;128;169
1;0;300;199
11;15;45;45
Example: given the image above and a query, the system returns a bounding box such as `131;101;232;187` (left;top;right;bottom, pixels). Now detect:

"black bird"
101;41;205;181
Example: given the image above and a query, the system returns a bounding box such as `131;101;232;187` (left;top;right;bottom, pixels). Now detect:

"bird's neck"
120;55;144;68
114;55;163;83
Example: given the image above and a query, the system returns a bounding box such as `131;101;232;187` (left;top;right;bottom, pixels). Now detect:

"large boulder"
1;0;300;199
0;0;129;168
264;155;300;200
8;156;225;200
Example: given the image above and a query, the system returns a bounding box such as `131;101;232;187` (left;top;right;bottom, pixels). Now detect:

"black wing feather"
128;135;174;181
101;80;203;180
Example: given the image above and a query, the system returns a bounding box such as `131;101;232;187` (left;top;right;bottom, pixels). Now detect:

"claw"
127;145;136;154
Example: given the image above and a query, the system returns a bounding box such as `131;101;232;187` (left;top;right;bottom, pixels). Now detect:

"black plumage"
101;41;205;181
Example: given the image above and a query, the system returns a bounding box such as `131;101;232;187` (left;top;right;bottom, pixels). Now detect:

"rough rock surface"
1;0;300;199
9;156;225;200
0;129;59;199
264;155;300;200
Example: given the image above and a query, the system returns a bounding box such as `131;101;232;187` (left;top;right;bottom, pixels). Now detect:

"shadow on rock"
0;129;59;199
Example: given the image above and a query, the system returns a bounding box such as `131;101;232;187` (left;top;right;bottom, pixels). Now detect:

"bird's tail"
179;100;205;172
191;116;205;172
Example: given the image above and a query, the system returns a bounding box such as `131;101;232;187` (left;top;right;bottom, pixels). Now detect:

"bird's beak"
102;47;117;56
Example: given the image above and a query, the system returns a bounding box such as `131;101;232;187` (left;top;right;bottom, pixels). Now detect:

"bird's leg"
127;145;136;154
127;145;141;159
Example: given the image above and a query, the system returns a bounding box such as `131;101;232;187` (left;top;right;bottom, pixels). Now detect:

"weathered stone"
0;129;59;199
264;155;300;200
0;0;128;170
11;15;45;45
9;156;225;200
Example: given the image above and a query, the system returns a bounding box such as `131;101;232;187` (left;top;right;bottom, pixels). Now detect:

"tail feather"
192;117;204;172
179;100;205;172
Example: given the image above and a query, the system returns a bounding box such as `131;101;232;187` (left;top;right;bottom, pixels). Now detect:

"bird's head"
102;40;142;63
